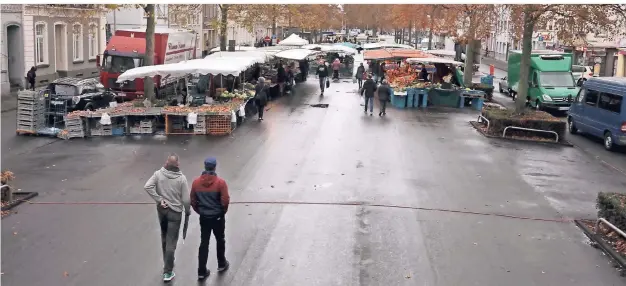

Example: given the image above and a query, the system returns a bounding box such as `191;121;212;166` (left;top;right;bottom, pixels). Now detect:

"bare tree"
143;4;156;103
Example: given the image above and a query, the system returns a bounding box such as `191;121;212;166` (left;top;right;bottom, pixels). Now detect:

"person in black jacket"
254;77;269;121
377;80;392;116
299;59;309;81
356;63;365;89
26;67;37;91
316;60;330;96
360;74;377;116
276;61;286;96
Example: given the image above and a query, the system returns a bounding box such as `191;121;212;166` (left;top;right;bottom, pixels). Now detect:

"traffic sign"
264;36;270;43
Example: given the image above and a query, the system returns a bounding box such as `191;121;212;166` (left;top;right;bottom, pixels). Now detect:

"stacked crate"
63;116;85;138
16;91;44;133
194;115;206;135
207;115;232;135
170;116;185;133
140;119;155;134
91;122;112;136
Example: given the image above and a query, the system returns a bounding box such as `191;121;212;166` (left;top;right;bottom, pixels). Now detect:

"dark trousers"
29;81;35;91
357;78;363;89
379;99;387;114
333;70;339;79
157;206;182;274
319;77;326;93
255;100;265;119
198;215;227;274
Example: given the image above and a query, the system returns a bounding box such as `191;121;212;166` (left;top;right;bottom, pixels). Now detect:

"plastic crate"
207;115;232;135
480;75;494;86
112;127;125;136
390;93;408;109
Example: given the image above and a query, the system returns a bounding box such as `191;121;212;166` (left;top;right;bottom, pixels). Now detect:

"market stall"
278;34;309;46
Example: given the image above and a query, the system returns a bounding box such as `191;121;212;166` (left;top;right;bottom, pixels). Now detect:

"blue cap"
204;157;217;170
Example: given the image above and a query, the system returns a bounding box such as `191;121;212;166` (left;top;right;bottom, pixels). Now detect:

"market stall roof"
319;44;357;55
205;50;272;63
339;42;357;48
363;49;432;60
302;44;323;50
117;57;257;82
278;33;309;46
406;57;464;66
210;46;256;52
363;42;415;50
274;48;319;60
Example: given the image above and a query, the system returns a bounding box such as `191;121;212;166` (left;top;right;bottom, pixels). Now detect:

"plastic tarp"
406;57;464;66
278;33;309;46
274;49;319;60
210;46;256;52
117;57;257;82
320;44;357;55
205;51;272;63
302;44;323;50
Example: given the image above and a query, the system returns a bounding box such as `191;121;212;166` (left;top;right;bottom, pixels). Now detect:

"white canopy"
406;57;464;66
205;50;272;63
210;46;256;52
117;57;258;82
274;48;319;60
278;34;309;46
320;44;357;55
302;44;323;50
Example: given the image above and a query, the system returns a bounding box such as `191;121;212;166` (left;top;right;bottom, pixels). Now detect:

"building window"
88;23;98;59
35;22;47;65
72;23;83;61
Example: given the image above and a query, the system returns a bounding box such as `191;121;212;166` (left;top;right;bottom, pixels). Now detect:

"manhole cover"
310;104;329;108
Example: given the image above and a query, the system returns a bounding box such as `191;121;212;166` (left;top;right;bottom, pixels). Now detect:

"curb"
469;121;574;147
1;192;39;211
575;219;626;269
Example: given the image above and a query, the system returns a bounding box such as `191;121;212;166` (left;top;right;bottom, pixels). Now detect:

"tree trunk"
219;4;228;52
272;16;277;38
428;22;433;50
515;11;535;112
408;22;412;46
401;28;404;44
463;15;478;86
144;4;156;103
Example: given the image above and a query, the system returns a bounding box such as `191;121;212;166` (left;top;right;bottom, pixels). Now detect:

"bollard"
489;64;495;76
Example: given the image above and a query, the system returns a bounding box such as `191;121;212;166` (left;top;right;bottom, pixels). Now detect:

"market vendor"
419;66;430;82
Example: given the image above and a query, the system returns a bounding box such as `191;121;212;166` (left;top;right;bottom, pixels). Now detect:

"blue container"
112;127;125;136
471;98;484;111
390;89;407;108
480;75;494;86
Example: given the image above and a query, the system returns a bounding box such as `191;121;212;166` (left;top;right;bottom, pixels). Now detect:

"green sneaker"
163;272;176;282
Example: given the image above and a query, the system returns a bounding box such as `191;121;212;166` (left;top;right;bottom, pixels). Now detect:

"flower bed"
480;107;566;142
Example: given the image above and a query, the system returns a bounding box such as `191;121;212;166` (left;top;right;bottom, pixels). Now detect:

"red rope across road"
20;199;574;223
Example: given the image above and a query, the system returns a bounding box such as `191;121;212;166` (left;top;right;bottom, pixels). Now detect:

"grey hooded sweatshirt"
144;166;191;214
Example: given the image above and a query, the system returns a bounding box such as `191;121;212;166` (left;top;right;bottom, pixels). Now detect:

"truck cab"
508;50;578;111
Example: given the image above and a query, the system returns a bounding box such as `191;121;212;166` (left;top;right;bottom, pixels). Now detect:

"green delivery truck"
507;50;579;111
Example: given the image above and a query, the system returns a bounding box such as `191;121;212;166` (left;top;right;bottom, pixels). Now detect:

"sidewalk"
481;56;508;72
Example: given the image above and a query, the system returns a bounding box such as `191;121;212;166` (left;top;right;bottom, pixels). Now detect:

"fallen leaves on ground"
581;220;626;259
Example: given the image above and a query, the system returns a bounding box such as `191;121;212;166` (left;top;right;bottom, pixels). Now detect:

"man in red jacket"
190;157;230;280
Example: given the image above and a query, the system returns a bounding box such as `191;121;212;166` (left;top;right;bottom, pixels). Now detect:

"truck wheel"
568;117;578;134
84;103;95;111
604;131;615;151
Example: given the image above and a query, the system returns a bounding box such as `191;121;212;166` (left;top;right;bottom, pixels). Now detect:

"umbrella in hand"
182;214;190;243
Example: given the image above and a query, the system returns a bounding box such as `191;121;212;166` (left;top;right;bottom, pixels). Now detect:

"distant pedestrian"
26;67;37;91
360;74;377;116
254;77;269;121
191;157;231;281
356;63;365;89
332;58;341;80
316;59;330;96
277;61;286;96
144;154;191;283
379;62;386;83
378;79;392;116
299;59;309;81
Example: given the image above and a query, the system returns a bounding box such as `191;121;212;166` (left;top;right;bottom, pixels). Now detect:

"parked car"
44;78;118;112
572;65;593;86
568;77;626;151
498;76;511;96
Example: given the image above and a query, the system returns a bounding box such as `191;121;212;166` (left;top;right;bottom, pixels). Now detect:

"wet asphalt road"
2;78;626;286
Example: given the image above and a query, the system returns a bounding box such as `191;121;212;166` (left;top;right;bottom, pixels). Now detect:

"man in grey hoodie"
144;154;191;282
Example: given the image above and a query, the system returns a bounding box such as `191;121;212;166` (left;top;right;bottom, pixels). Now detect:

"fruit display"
220;89;254;100
386;63;417;88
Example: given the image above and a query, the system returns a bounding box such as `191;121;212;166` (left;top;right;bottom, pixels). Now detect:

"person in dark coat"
26;67;37;91
254;77;269;121
316;60;330;96
191;157;231;280
377;80;392;116
420;65;430;82
379;62;386;83
360;74;377;116
356;63;366;89
299;59;309;81
276;61;286;96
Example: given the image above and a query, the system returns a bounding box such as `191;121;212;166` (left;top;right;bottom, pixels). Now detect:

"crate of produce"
207;115;232;135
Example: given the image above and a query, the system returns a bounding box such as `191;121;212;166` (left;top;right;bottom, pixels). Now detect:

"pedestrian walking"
277;61;286;96
316;59;330;96
191;157;231;281
144;154;191;282
378;79;392;116
379;62;386;83
332;58;341;80
254;77;269;121
356;63;365;89
360;74;377;116
26;66;37;91
299;59;309;81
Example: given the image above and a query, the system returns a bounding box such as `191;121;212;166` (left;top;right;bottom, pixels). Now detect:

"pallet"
207;115;232;135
